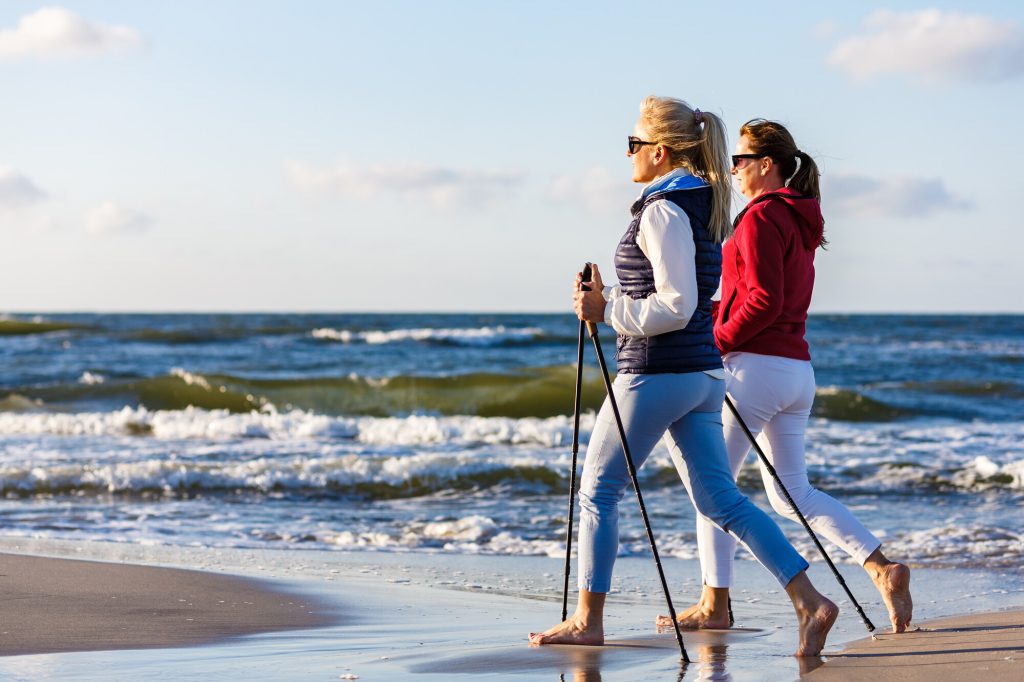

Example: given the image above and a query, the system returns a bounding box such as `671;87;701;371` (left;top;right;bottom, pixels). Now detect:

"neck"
747;180;786;200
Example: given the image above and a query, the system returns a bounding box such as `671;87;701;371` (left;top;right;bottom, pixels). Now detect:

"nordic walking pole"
723;395;876;633
560;314;586;622
581;264;689;663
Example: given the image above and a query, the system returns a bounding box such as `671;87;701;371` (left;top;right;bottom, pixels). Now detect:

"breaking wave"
310;325;552;347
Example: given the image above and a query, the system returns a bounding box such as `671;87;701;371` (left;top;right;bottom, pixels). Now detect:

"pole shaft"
561;320;586;622
723;396;875;632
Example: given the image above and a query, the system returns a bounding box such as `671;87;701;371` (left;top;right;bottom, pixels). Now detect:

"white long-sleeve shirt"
603;198;699;338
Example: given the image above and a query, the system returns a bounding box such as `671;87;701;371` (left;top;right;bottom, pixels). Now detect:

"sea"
1;313;1022;572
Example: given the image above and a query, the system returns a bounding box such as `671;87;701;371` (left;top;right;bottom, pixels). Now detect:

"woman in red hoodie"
659;119;913;634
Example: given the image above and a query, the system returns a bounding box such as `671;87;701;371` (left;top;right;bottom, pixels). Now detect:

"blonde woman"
529;97;838;657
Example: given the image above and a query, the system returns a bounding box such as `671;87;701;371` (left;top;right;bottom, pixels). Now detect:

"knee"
694;487;747;529
766;481;809;519
579;484;625;517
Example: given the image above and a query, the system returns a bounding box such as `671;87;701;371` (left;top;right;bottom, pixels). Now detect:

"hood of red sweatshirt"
742;187;824;250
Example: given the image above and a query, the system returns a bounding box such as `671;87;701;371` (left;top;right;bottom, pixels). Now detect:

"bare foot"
655;602;731;630
795;599;838;657
872;562;912;633
529;615;604;646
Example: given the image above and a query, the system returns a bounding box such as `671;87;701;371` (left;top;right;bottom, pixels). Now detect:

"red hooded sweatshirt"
713;187;825;360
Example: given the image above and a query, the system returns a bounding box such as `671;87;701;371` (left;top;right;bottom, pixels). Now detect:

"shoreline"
0;539;1021;679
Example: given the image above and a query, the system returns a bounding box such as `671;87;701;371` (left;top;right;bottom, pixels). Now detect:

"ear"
760;156;774;176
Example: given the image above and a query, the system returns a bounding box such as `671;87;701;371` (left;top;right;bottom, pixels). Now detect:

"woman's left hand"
573;263;607;323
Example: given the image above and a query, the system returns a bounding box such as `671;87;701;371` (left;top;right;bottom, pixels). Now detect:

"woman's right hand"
572;264;607;323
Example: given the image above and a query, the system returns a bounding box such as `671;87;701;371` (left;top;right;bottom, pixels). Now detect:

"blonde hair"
639;96;732;243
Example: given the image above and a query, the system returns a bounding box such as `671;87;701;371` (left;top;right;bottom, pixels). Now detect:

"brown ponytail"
740;119;826;245
790;151;821;201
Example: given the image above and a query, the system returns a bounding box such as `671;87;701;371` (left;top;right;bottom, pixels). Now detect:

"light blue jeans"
577;371;809;593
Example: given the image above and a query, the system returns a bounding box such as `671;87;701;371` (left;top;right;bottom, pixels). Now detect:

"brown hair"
640;96;732;243
739;119;821;201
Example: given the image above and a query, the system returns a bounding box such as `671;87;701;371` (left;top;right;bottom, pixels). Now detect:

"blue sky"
0;1;1021;312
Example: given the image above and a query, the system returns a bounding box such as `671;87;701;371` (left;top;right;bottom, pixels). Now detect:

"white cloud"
545;166;637;216
828;9;1024;83
823;173;971;218
85;201;153;235
286;159;524;210
0;7;143;60
0;167;47;210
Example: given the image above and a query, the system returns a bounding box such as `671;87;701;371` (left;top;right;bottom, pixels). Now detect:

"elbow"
750;291;783;320
682;300;697;326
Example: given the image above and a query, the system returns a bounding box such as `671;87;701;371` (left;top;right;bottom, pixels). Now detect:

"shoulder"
738;191;802;233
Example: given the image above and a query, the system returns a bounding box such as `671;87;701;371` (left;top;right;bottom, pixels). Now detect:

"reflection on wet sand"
559;642;735;682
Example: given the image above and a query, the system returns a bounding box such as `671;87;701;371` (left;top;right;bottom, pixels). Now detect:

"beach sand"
0;539;1021;680
807;609;1024;681
0;552;333;657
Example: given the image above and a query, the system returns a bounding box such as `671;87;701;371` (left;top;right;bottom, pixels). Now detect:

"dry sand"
806;609;1024;680
0;552;333;657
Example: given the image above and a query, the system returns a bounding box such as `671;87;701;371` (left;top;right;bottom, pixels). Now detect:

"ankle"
574;589;606;624
785;572;823;611
863;548;893;580
703;587;730;614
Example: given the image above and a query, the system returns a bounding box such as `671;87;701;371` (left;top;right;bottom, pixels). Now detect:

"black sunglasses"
628;136;657;154
731;154;766;168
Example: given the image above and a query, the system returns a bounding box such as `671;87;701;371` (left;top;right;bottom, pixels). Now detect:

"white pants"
697;352;881;588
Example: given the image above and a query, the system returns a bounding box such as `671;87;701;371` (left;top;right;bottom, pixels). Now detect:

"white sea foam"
0;446;561;496
78;371;105;385
0;407;591;447
170;367;213;390
310;325;543;346
0;409;1022;496
885;524;1024;567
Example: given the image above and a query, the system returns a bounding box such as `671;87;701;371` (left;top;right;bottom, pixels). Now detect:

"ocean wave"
0;365;609;418
0;406;591;447
125;326;306;344
0;318;85;336
2;407;1023;497
884;524;1024;569
812;387;910;422
0;449;567;499
899;380;1024;398
310;325;548;346
4;369;926;421
843;455;1024;492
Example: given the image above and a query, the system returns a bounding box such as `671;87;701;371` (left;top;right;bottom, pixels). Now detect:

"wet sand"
806;609;1024;681
0;552;333;657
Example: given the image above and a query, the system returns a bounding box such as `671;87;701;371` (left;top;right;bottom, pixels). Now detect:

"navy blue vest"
614;181;723;374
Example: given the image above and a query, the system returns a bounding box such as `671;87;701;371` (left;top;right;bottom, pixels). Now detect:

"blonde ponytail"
639;96;732;243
